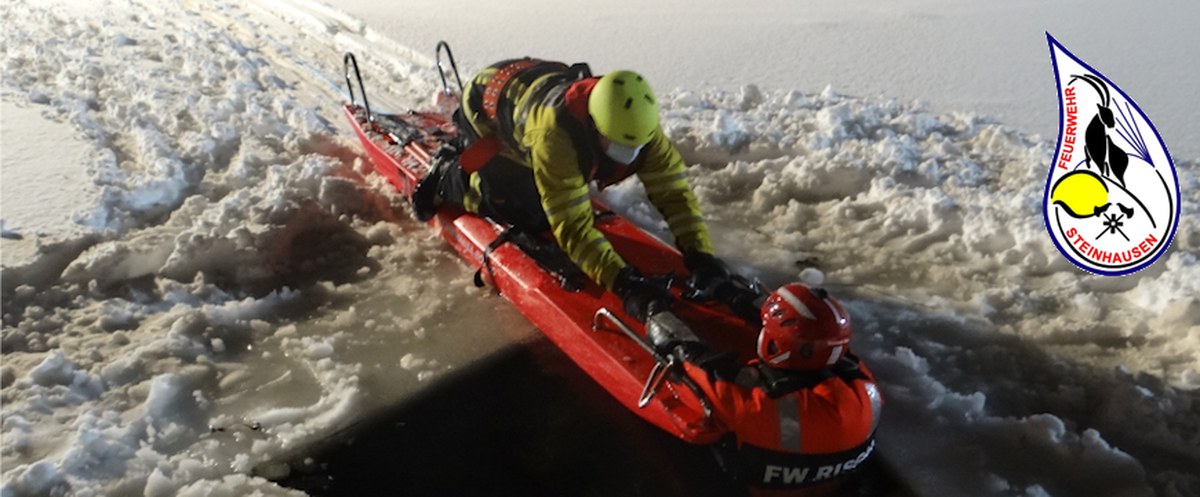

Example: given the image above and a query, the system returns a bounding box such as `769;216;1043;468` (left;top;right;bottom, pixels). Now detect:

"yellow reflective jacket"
462;59;714;289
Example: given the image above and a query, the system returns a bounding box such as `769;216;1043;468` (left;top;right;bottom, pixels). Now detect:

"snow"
2;0;1198;496
344;0;1200;160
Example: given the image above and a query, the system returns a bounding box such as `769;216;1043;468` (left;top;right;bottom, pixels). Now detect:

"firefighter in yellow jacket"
413;58;729;320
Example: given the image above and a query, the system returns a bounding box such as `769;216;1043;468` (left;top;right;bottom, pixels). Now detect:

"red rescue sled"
340;51;759;444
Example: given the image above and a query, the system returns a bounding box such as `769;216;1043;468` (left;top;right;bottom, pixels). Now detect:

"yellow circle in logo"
1051;170;1109;218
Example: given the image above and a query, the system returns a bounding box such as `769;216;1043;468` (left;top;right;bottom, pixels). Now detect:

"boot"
411;157;449;221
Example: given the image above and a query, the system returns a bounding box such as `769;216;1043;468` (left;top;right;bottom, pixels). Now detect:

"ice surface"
2;0;1198;495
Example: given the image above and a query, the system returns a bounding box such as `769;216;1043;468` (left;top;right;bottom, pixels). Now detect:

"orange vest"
685;356;882;493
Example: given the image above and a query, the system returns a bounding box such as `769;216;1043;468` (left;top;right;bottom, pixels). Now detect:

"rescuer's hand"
714;282;767;325
683;251;732;300
613;266;672;322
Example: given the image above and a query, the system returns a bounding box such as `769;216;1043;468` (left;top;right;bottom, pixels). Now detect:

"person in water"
647;283;883;496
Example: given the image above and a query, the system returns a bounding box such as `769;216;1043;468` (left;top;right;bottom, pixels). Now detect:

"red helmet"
758;284;852;371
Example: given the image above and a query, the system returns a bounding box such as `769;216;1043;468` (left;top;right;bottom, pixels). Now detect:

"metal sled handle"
593;308;656;355
593;309;669;408
435;41;464;96
639;361;673;408
592;308;715;418
343;52;373;122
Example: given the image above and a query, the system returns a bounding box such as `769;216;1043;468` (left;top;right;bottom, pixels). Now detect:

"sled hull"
344;103;757;444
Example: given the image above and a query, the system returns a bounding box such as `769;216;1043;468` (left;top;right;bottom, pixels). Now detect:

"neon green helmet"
589;70;660;153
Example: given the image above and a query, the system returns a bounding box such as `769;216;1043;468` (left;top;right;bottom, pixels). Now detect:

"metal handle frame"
343;52;373;123
592;308;714;419
435;41;464;96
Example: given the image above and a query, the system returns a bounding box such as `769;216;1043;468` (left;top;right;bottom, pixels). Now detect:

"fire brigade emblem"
1043;34;1180;276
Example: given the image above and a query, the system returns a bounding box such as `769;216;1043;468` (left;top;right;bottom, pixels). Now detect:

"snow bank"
655;86;1200;495
3;0;1198;496
607;83;1199;494
2;0;538;494
328;0;1200;160
2;0;461;495
658;85;1200;386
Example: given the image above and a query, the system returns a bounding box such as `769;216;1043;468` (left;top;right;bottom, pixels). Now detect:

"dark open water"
278;339;906;497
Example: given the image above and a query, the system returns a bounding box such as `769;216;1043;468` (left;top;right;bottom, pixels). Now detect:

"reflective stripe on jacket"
684;356;883;490
462;59;714;288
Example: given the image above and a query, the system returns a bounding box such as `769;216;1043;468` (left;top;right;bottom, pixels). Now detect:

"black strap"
472;228;586;293
374;113;420;147
567;62;592;79
509;231;585;292
557;106;601;180
483;59;542;121
753;355;868;398
474;228;517;290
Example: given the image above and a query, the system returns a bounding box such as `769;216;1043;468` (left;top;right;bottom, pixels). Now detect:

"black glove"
715;283;767;325
684;251;731;300
612;266;672;322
